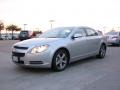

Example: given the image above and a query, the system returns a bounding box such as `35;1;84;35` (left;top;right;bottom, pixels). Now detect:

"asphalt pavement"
0;40;120;90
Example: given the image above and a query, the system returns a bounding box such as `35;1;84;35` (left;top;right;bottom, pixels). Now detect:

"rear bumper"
107;39;120;45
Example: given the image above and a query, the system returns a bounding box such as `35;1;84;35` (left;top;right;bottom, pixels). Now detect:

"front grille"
14;46;28;50
29;61;43;64
12;52;25;57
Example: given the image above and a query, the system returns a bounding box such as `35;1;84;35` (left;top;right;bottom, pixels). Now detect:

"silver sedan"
12;26;107;71
105;31;120;46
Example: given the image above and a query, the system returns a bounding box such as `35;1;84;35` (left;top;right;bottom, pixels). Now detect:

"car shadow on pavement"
14;66;52;74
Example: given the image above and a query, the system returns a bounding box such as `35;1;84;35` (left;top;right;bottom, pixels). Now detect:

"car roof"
55;26;94;29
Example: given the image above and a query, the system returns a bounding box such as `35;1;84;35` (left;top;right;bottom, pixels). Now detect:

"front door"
70;28;88;61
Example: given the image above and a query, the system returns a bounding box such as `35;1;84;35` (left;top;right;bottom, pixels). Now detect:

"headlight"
30;45;49;54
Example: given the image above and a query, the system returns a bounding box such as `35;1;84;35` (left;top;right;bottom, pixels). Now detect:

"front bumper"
12;50;52;68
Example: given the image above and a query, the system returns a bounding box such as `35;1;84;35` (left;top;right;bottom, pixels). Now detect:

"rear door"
85;28;101;54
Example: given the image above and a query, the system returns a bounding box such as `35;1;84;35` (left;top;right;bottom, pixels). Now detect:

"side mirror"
72;33;83;39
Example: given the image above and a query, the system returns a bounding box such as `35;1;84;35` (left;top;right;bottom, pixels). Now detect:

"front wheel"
97;44;106;58
52;49;69;71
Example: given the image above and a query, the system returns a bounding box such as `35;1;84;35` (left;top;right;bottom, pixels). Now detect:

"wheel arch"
51;47;70;64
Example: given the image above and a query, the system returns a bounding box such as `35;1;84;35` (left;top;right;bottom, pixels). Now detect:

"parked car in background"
0;33;19;40
0;37;3;40
12;26;107;71
1;34;11;40
12;33;19;40
105;31;120;46
19;30;36;41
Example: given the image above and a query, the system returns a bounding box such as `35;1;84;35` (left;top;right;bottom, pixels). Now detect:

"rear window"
20;31;28;35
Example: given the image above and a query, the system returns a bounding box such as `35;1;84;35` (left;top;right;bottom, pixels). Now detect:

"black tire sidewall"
97;45;106;58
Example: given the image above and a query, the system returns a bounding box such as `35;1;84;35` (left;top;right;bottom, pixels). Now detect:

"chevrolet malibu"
12;26;107;71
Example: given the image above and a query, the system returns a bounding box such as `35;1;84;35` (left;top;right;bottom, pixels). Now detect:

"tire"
117;40;120;47
52;49;69;71
97;44;106;58
20;39;23;41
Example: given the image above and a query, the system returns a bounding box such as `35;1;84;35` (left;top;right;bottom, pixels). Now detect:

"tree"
0;21;4;39
6;24;21;40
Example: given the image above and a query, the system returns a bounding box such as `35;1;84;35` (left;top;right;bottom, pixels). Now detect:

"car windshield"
106;32;118;35
39;27;73;38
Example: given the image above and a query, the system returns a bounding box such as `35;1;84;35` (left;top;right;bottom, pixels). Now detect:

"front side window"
39;27;73;38
85;28;98;36
74;28;86;36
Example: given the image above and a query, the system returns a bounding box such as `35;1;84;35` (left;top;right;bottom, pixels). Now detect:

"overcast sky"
0;0;120;31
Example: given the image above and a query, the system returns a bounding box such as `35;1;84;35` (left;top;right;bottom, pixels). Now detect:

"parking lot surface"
0;40;120;90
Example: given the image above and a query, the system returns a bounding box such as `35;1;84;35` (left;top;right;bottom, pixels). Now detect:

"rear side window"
85;28;98;36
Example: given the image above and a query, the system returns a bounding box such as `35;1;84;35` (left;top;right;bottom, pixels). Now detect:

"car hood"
14;38;63;47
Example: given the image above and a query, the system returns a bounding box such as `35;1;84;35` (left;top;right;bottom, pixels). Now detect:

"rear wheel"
97;44;106;58
52;49;69;71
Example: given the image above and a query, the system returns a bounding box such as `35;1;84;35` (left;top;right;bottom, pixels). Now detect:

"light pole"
49;20;55;29
23;24;27;30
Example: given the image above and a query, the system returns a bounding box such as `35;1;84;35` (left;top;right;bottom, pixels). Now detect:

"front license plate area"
12;56;18;62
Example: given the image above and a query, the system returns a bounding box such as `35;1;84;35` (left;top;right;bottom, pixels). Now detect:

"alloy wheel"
52;49;69;71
